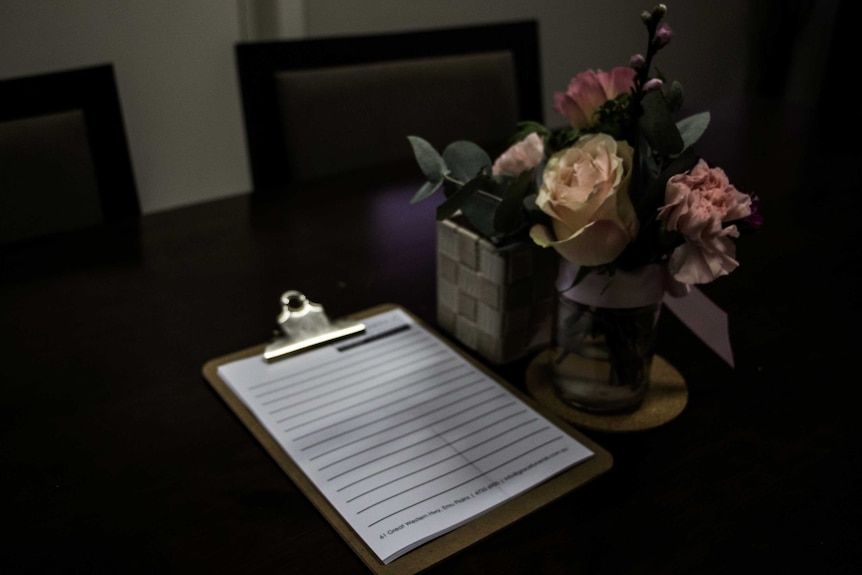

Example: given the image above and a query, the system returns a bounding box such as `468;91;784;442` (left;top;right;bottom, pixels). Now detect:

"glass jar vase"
550;261;667;413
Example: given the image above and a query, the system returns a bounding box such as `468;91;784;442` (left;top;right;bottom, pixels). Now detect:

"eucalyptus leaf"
435;176;485;221
460;190;499;239
494;170;533;234
442;140;492;183
409;180;443;205
407;136;447;183
635;147;698;223
676;111;710;153
522;192;543;219
664;80;684;113
638;91;684;156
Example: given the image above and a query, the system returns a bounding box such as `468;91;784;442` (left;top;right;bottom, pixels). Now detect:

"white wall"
1;0;752;215
0;0;250;214
305;0;752;130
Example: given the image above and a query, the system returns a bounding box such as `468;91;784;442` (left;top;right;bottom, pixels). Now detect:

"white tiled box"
436;217;558;364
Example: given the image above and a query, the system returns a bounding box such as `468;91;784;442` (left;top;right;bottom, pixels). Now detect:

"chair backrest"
236;20;543;190
0;64;139;246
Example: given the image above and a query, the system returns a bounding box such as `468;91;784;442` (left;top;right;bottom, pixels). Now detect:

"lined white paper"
218;308;594;564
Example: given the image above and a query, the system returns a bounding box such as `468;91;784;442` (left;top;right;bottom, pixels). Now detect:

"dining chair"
0;64;139;246
235;20;543;191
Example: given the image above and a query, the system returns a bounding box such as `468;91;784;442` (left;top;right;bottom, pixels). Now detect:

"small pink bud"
630;54;646;70
643;78;663;93
653;23;673;48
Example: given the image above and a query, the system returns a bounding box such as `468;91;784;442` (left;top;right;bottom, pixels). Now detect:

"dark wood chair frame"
0;63;140;222
235;20;543;192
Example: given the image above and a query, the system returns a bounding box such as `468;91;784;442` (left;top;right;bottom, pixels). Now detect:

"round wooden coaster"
526;349;687;433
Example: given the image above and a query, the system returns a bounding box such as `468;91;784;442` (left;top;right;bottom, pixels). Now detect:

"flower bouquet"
408;4;761;412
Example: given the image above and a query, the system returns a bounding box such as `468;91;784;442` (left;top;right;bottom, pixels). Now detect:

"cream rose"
529;134;638;266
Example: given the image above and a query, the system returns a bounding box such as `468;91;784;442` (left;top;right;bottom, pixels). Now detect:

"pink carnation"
553;67;636;130
657;159;752;284
492;132;545;176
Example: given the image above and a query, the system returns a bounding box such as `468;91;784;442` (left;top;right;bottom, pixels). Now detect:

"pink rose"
657;159;752;284
530;134;639;266
553;67;636;130
492;132;545;176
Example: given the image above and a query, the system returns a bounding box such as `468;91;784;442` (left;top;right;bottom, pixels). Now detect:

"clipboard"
203;295;612;575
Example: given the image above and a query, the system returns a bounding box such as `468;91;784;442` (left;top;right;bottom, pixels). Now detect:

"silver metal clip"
263;291;366;362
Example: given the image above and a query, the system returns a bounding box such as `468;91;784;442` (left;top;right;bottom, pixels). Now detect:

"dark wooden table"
2;96;861;574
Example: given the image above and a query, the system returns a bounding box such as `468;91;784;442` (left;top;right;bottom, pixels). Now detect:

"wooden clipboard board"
203;303;612;575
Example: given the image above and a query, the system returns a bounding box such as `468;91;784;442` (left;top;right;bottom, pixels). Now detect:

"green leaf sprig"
407;136;540;241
